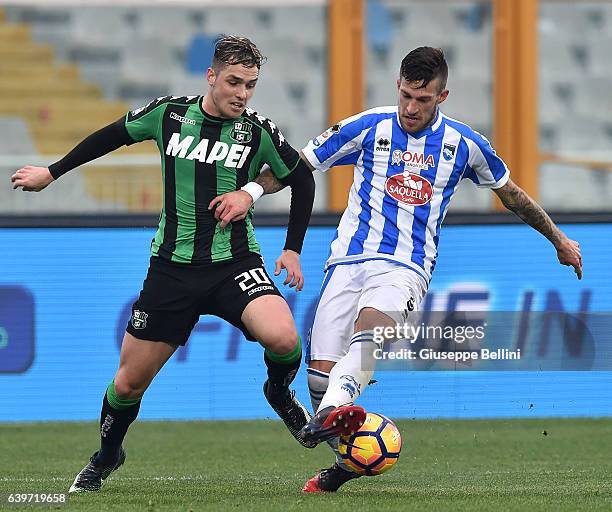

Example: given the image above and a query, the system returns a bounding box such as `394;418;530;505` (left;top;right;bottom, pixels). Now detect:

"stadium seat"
366;71;398;109
539;2;591;42
453;32;491;81
555;116;612;152
540;162;612;211
0;117;36;155
367;0;393;62
442;77;492;129
169;72;206;97
185;33;217;74
587;34;612;77
118;37;178;103
539;79;567;126
135;7;205;49
269;6;326;46
539;34;587;83
203;8;265;40
5;5;72;60
573;79;612;121
69;7;132;47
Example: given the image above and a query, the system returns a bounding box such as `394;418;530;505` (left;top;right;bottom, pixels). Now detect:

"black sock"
94;384;141;466
264;351;301;393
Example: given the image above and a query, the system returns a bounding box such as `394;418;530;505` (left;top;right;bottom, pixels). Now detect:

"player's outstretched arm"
209;152;316;227
494;178;583;279
11;118;133;192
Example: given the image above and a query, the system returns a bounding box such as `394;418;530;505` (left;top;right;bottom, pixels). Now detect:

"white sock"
318;330;377;412
307;367;349;470
307;367;329;414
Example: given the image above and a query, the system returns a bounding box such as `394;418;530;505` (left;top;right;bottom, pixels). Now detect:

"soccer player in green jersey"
11;35;316;493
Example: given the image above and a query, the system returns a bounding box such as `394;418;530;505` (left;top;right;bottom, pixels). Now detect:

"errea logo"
376;137;391;152
166;133;251;168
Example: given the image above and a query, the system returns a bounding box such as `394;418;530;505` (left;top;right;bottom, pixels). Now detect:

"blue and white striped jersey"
302;106;509;283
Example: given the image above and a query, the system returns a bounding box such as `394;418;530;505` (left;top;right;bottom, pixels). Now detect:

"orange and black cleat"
303;463;361;492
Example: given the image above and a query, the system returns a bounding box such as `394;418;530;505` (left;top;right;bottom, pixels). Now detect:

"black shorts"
126;253;282;345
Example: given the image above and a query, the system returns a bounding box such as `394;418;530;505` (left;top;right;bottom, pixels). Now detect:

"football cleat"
68;447;126;493
263;380;316;448
302;463;361;492
300;405;367;445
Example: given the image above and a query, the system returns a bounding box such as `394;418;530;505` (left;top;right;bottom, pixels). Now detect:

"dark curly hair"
212;35;267;70
400;47;448;92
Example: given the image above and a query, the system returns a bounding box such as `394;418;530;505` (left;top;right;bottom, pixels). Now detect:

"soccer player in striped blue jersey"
213;46;583;492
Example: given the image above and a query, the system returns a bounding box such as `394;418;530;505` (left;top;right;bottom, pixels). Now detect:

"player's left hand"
208;190;253;229
275;249;304;291
556;236;582;280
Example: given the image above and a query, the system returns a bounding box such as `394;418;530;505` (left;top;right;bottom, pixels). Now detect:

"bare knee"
309;359;336;374
263;324;299;355
355;307;395;332
113;371;148;399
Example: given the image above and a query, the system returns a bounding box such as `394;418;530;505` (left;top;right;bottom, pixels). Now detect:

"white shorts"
307;260;428;363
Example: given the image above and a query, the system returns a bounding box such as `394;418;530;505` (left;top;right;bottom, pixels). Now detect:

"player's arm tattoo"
254;168;285;194
494;179;564;247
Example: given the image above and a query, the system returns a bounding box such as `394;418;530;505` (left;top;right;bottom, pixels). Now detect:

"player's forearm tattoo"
497;182;563;247
254;169;285;194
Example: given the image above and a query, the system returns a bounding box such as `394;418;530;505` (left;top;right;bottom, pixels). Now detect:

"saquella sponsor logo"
384;172;433;206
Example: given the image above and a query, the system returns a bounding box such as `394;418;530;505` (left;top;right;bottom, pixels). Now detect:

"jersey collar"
395;107;443;139
198;96;238;123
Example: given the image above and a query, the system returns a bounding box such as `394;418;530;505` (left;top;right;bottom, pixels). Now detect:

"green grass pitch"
1;418;610;511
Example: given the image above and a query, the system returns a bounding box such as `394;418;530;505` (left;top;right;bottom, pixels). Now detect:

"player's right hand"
556;236;582;280
208;190;253;229
11;166;54;192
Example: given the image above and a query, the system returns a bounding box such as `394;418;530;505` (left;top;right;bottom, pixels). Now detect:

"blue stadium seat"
367;0;393;62
186;33;217;74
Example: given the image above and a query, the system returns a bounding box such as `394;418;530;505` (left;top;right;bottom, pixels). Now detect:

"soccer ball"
338;412;402;476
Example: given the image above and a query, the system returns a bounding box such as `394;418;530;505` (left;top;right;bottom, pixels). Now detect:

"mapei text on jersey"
166;133;252;168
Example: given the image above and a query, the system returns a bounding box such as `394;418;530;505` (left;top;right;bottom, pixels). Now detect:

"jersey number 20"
235;268;271;291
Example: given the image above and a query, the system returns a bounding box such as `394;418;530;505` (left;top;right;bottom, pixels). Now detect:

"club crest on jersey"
391;149;435;170
230;121;253;143
385;172;433;206
131;310;148;329
443;143;457;161
312;122;342;147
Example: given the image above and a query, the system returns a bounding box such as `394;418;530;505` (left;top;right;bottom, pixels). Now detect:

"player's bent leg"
305;362;362;493
69;333;177;493
241;295;314;447
114;333;178;398
321;307;395;409
242;294;299;356
307;361;355;474
307;360;335;414
301;308;394;445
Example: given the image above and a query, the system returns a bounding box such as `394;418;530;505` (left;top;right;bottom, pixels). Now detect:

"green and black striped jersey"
124;95;300;264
